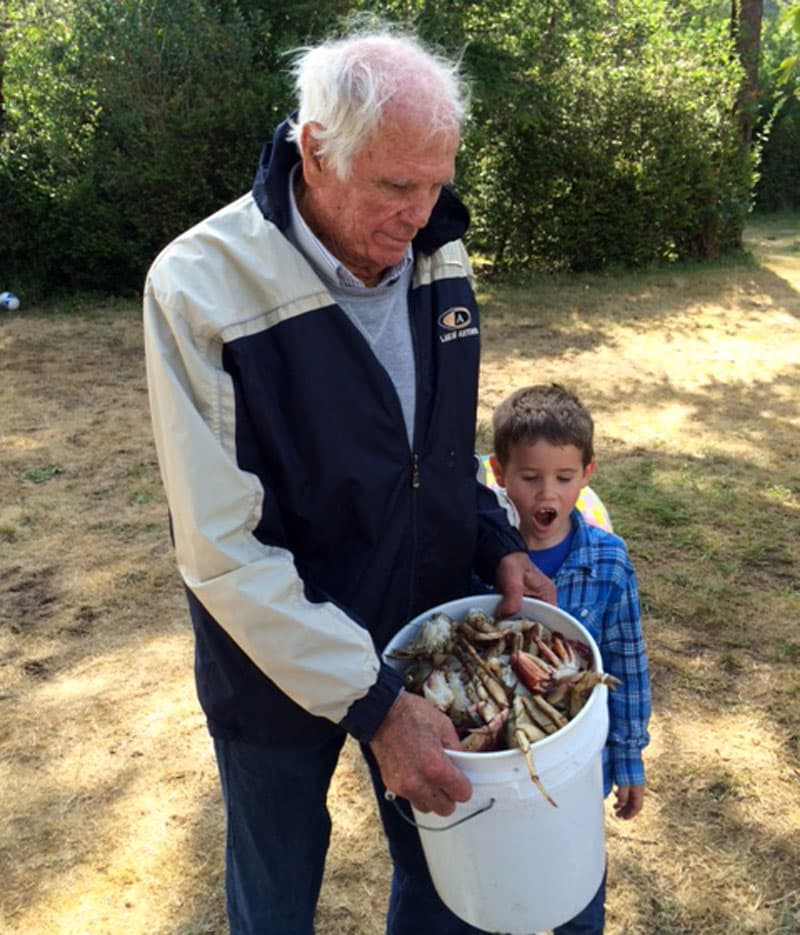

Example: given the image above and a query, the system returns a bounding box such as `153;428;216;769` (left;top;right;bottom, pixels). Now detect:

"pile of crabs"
390;607;620;806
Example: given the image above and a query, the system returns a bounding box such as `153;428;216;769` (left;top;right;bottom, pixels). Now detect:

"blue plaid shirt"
538;509;651;794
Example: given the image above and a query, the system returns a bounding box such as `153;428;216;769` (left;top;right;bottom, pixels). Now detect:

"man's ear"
582;460;596;487
299;122;325;187
488;454;505;487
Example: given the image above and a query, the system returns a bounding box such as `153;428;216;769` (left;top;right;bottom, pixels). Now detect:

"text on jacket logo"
438;307;479;344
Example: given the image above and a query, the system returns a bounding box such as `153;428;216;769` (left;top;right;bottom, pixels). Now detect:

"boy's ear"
582;460;597;486
488;454;505;486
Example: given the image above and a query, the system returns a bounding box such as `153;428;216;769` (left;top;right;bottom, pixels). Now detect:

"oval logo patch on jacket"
438;307;473;330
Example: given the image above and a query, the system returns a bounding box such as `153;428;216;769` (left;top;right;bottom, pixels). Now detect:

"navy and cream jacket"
143;118;526;746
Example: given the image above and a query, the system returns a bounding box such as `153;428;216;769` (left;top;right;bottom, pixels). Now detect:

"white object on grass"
0;291;20;311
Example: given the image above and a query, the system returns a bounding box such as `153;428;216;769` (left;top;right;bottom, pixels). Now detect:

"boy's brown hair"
492;384;595;468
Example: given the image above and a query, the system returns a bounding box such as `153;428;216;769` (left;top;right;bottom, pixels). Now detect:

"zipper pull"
411;453;421;489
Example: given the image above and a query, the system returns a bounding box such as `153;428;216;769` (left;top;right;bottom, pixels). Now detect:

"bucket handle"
384;790;495;831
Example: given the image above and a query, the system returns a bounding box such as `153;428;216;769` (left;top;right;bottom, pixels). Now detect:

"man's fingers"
403;786;459;817
523;566;557;605
387;766;466;817
401;744;471;812
494;552;556;615
370;692;472;814
494;587;522;620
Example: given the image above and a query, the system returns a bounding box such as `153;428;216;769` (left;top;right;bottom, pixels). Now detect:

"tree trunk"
731;0;764;146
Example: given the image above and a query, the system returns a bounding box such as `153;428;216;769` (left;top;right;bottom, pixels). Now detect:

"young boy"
489;383;651;935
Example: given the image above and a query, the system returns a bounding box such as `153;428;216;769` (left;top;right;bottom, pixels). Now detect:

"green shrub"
756;96;800;209
0;0;763;292
754;2;800;212
458;5;753;271
1;0;297;295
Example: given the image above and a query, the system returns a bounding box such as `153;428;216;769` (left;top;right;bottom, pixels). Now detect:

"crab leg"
510;698;557;807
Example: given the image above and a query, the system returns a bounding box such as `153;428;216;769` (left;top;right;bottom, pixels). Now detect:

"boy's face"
490;439;595;551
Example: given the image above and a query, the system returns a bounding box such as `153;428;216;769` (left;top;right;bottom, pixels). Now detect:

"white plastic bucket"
383;595;608;934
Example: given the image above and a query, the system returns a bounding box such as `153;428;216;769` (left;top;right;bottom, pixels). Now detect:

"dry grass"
1;215;799;934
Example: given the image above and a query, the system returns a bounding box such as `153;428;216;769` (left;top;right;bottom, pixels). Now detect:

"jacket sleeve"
143;274;401;740
472;463;528;585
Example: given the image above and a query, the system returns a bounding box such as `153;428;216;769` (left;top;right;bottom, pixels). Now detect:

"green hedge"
457;1;753;271
0;0;761;294
1;0;297;295
756;98;800;211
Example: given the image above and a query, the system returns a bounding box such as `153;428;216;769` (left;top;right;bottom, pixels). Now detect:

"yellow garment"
480;455;613;533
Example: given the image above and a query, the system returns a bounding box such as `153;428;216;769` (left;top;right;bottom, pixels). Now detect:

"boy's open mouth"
534;508;557;527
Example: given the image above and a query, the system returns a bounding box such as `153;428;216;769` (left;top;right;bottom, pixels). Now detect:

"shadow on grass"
2;220;799;933
479;232;800;363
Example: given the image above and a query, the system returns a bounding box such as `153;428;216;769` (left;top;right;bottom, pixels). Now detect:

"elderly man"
144;28;554;935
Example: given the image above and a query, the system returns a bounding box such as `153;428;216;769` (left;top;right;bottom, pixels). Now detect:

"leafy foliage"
1;0;323;292
0;0;765;293
455;0;752;270
755;2;800;210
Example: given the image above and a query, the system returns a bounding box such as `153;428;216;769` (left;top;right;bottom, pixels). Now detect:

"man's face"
299;109;459;286
490;440;595;551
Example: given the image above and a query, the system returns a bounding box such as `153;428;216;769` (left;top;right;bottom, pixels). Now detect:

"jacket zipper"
411;452;420;488
407;306;421;623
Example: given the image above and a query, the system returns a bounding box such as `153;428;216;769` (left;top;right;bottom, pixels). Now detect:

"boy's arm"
601;557;651;790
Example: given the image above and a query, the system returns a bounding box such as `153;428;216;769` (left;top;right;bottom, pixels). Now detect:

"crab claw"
568;671;623;718
509;650;553;693
460;709;509;752
550;631;577;667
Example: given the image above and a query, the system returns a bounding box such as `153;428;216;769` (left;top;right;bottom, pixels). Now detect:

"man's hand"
494;551;556;618
369;691;472;816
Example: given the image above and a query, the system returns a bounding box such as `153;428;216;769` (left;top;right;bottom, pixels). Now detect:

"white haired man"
144;28;554;934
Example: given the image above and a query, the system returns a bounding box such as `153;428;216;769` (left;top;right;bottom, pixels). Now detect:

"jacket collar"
251;115;470;255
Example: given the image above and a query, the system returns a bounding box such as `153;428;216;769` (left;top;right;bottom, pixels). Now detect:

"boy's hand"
613;784;645;820
494;551;557;617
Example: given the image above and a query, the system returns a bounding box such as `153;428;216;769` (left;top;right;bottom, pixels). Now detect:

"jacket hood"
251;115;470;255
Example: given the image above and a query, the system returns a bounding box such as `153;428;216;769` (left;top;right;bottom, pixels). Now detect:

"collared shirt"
286;167;417;443
546;509;651;793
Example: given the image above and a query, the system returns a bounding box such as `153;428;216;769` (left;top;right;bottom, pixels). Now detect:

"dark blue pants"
213;734;486;934
554;870;606;934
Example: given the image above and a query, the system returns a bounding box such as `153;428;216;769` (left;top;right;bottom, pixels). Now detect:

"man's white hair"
287;31;469;180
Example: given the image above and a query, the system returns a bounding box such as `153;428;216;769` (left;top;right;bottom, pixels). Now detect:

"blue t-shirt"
528;528;574;579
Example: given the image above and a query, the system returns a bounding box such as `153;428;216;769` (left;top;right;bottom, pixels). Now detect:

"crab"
566;670;622;718
460;708;509;752
509;629;590;695
421;659;473;727
395;606;623;809
459;614;543;649
390;612;458;659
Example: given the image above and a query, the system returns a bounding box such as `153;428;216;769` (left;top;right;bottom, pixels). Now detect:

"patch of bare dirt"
1;221;798;934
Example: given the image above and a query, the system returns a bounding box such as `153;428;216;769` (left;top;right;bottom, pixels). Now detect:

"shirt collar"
287;165;412;290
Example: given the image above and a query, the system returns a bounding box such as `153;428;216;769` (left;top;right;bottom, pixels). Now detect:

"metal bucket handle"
384;790;496;831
